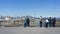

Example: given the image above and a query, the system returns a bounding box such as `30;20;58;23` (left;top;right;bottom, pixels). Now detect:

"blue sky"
0;0;60;17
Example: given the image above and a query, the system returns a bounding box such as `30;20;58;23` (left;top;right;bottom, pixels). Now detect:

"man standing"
24;16;30;27
48;17;52;27
52;17;56;27
26;17;30;27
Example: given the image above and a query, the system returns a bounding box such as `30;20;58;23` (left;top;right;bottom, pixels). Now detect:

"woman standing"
45;19;49;28
40;16;43;27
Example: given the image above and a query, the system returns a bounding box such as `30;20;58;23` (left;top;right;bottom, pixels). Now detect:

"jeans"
49;22;52;27
24;23;27;27
24;22;29;27
45;22;48;28
52;22;55;27
40;21;42;27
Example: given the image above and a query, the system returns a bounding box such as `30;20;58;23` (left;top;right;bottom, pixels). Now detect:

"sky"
0;0;60;17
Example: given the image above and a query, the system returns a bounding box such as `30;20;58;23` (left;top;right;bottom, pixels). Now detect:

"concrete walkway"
0;27;60;34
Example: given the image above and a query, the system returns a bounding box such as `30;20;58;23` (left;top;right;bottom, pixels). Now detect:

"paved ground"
0;27;60;34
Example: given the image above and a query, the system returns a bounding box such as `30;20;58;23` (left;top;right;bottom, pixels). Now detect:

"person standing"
48;17;52;27
52;17;56;27
45;19;49;28
24;18;27;27
24;16;30;27
40;16;43;27
26;17;30;27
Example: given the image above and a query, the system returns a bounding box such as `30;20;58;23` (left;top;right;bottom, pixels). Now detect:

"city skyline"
0;0;60;17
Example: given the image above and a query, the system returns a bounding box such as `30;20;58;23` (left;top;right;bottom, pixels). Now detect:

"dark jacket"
52;18;56;23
